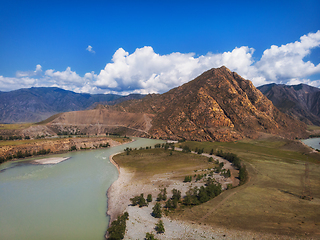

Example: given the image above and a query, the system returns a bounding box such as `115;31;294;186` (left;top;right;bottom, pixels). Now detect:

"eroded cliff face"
0;137;121;159
115;66;307;141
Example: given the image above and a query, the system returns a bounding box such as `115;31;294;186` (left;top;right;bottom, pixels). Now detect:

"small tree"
172;189;181;201
182;145;191;153
156;188;167;201
183;175;192;182
155;220;165;234
138;194;148;207
152;203;162;218
145;232;157;240
130;196;140;206
147;194;152;203
209;148;214;155
162;188;167;201
165;199;173;209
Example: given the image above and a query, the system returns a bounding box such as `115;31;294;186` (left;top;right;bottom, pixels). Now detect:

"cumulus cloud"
255;30;320;84
86;45;95;53
95;46;259;93
0;76;38;91
1;31;320;94
16;64;42;77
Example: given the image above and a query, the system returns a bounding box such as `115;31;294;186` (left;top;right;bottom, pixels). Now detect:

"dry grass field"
172;137;320;238
113;136;320;238
0;123;34;130
114;148;215;182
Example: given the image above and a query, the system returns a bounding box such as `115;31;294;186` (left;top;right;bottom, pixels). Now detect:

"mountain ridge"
110;66;307;141
0;87;145;123
258;83;320;125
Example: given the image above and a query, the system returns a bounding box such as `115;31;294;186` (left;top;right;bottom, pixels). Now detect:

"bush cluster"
107;212;129;240
99;142;110;148
130;193;148;207
154;143;174;150
0;148;51;164
216;150;248;184
183;181;222;206
183;175;192;182
0;135;23;140
156;188;167;201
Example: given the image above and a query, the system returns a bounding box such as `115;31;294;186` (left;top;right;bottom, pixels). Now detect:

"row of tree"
107;212;129;240
183;181;222;205
0;148;52;164
0;135;29;141
180;144;248;185
215;150;247;184
154;143;175;150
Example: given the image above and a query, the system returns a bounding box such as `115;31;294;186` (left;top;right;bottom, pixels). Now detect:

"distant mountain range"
2;68;319;142
258;83;320;125
39;66;307;141
0;87;144;123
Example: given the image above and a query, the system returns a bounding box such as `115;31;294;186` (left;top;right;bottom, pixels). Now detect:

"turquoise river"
0;138;164;240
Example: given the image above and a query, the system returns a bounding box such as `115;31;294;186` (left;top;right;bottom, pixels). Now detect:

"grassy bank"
113;136;320;238
173;137;320;238
114;148;215;181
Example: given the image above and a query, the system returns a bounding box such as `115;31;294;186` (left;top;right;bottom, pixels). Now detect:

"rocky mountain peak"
115;67;307;141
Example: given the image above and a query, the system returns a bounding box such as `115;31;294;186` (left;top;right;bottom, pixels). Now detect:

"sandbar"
33;157;70;165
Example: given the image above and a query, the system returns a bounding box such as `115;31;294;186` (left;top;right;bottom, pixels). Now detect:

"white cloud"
95;45;259;93
1;31;320;94
16;64;42;77
255;30;320;84
45;67;83;85
0;76;38;91
86;45;95;53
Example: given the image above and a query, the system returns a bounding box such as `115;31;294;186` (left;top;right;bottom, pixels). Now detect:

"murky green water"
0;138;164;240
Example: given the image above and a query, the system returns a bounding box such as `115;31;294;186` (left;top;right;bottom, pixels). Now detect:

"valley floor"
107;136;320;239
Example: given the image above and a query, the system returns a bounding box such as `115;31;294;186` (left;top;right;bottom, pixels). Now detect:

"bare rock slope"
46;108;154;137
113;66;307;141
43;66;307;141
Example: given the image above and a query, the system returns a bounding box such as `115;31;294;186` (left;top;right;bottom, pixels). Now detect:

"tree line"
0;149;51;164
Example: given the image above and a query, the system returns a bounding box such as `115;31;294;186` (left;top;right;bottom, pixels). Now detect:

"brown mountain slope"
113;66;307;141
46;108;154;137
258;83;320;125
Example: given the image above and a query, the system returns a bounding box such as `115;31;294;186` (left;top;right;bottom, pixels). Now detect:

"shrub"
183;176;192;182
130;194;148;207
145;232;158;240
156;188;167;201
69;145;77;151
152;203;162;218
183;182;222;206
155;220;165;234
171;189;181;201
182;145;191;153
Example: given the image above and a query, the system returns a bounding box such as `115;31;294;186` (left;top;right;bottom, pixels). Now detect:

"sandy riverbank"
33;157;70;164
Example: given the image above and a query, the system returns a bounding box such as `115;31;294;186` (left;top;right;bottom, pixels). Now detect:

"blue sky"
0;0;320;94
